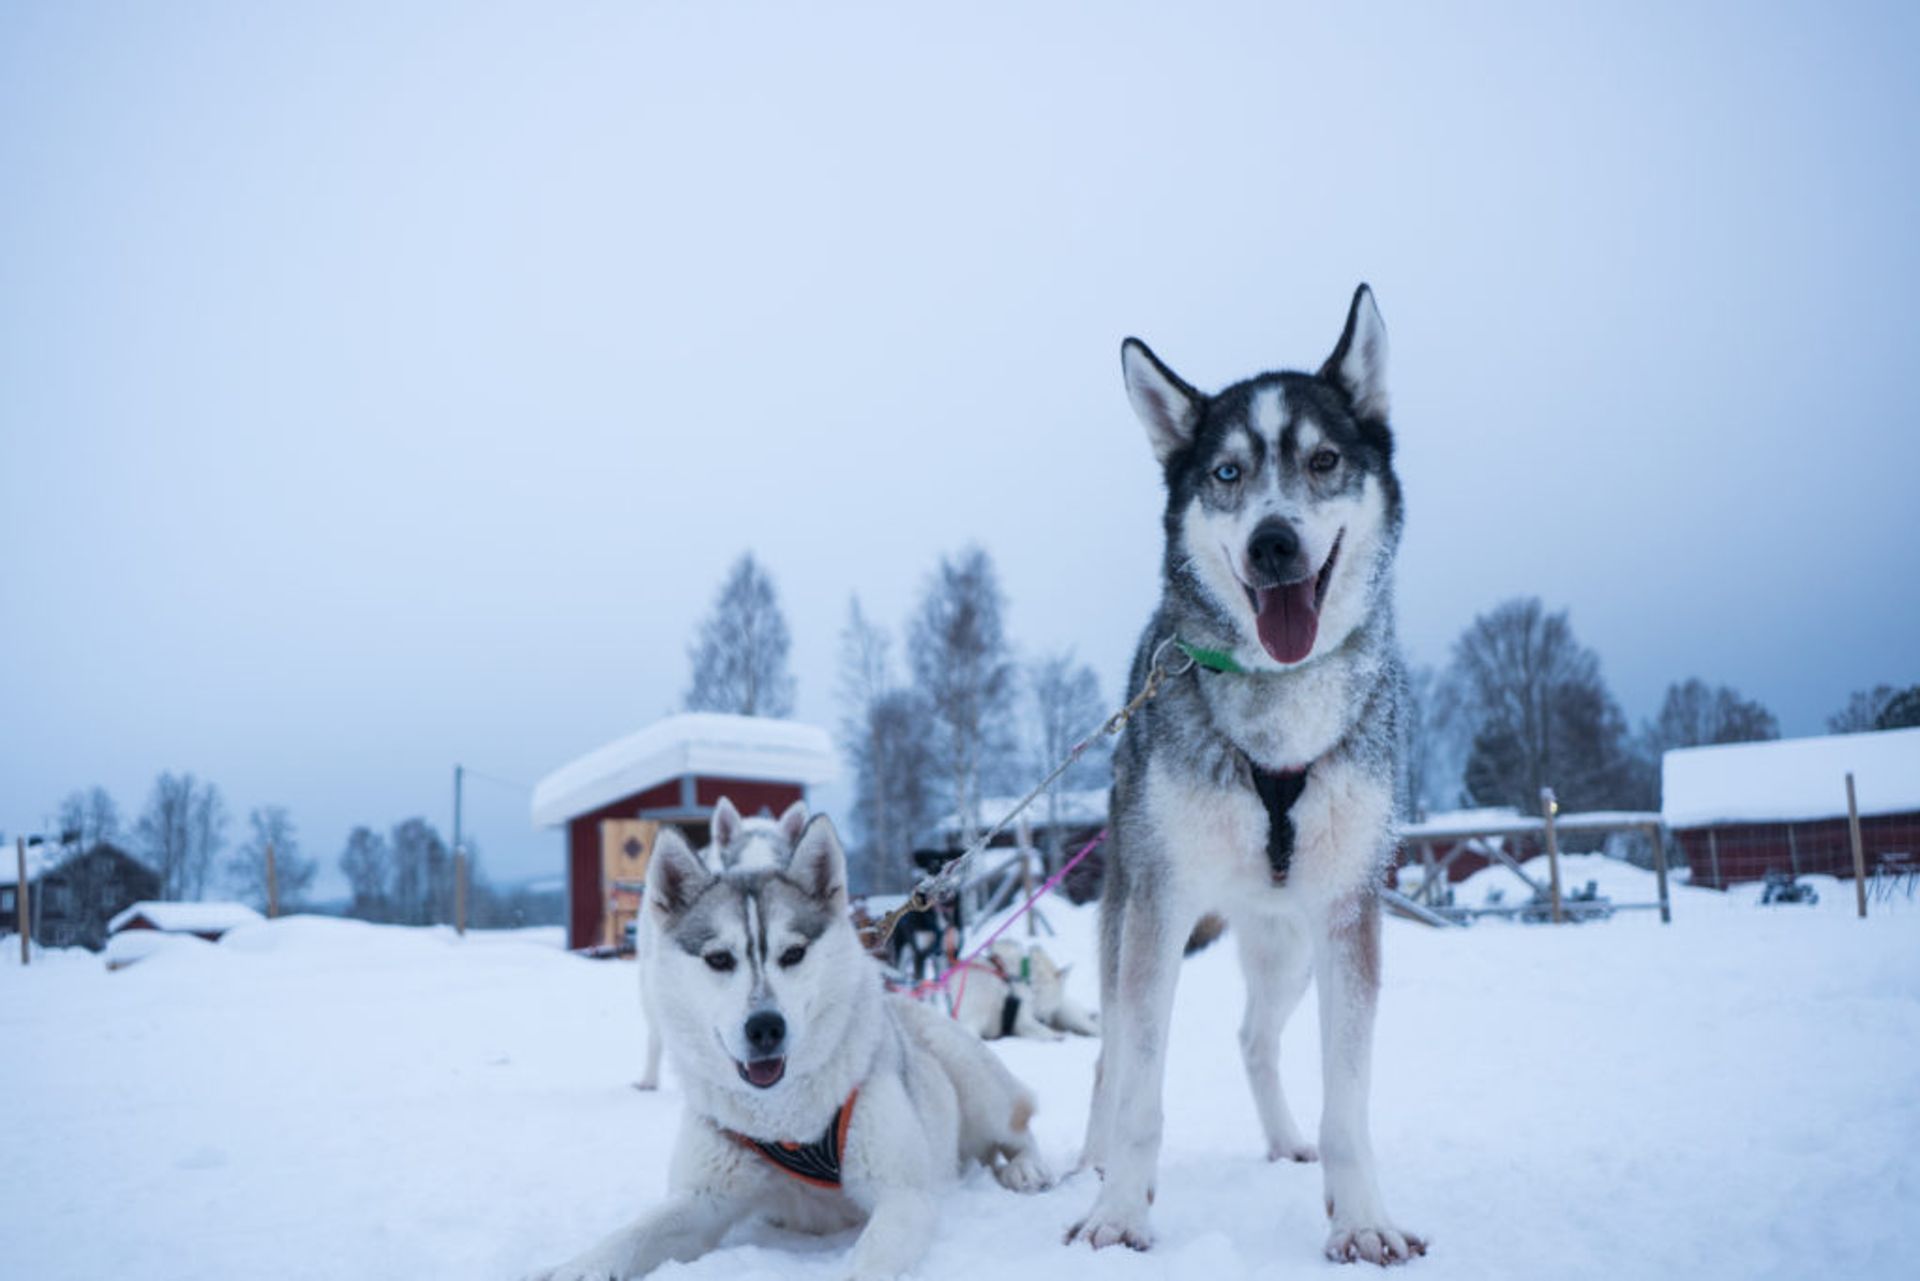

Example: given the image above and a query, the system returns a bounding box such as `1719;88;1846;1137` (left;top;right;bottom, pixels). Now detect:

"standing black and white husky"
1070;286;1425;1265
533;815;1051;1281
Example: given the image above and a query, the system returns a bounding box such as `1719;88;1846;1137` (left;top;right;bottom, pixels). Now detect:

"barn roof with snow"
108;900;264;938
1661;727;1920;829
531;713;836;829
531;713;837;951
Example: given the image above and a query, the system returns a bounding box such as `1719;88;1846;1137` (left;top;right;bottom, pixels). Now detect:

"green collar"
1175;639;1249;675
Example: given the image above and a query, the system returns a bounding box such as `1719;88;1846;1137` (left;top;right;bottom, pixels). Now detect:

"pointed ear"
1319;283;1389;421
776;800;809;850
786;815;847;909
711;797;742;850
646;826;709;921
1122;338;1202;465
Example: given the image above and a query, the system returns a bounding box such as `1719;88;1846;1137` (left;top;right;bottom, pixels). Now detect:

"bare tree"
1400;663;1448;821
339;826;392;921
684;552;797;717
910;546;1017;848
1877;686;1920;730
1449;598;1641;814
835;597;935;892
1828;684;1898;734
388;817;452;926
227;805;317;913
1026;649;1109;870
54;786;120;851
1645;679;1779;754
135;772;228;900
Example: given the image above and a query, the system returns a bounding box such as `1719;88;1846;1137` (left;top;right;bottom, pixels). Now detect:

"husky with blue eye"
531;814;1051;1281
1070;286;1426;1266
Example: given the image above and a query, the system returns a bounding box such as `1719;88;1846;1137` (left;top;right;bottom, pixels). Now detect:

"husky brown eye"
704;951;736;973
778;945;807;968
1309;448;1340;474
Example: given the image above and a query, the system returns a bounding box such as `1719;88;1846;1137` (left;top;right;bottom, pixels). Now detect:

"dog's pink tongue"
745;1058;785;1087
1255;581;1319;664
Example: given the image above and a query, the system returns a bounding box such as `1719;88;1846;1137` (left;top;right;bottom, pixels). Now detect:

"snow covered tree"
909;546;1017;849
1449;598;1643;814
835;597;935;892
53;786;120;852
135;772;228;900
1025;649;1109;870
339;826;392;921
227;805;317;913
683;552;797;718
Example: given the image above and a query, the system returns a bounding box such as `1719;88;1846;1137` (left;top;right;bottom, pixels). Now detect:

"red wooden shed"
1661;727;1920;889
531;713;837;951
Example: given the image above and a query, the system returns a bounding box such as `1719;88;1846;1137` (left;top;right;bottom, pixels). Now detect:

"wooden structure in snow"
531;713;836;951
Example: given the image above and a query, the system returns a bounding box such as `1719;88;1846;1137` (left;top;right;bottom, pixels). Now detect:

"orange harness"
726;1088;859;1190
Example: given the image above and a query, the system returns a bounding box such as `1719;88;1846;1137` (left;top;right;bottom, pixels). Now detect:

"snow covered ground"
5;862;1917;1281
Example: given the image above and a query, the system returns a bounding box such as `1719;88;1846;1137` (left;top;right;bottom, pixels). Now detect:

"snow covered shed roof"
531;713;837;829
0;844;63;888
1661;727;1920;829
108;900;265;936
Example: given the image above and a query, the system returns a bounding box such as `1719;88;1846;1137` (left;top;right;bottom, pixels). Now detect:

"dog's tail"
1184;913;1229;956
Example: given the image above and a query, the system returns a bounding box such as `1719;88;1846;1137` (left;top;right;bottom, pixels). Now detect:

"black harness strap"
729;1089;858;1190
999;992;1023;1038
1247;759;1311;884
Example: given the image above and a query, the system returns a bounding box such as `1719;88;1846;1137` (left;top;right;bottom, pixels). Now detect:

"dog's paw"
1267;1139;1318;1164
1324;1223;1427;1266
995;1150;1053;1194
1064;1195;1153;1251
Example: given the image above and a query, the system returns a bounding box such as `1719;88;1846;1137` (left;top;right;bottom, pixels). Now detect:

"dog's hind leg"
1313;892;1425;1266
1235;915;1317;1163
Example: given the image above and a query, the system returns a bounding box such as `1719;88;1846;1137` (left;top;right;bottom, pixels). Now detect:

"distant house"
108;900;264;942
1;842;161;951
1662;727;1920;889
531;713;837;951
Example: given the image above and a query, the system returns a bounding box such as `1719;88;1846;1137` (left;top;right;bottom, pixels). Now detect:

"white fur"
536;816;1051;1281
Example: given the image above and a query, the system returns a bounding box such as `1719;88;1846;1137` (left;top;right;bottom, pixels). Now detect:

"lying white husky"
532;814;1051;1281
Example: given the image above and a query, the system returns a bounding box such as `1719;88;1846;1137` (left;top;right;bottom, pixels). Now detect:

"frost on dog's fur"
531;813;1052;1281
1071;286;1426;1264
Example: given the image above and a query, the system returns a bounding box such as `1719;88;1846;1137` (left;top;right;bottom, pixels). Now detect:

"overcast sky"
3;1;1916;896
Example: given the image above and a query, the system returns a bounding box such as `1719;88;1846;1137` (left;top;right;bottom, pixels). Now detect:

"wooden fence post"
1846;772;1868;919
265;839;279;919
1541;788;1563;924
14;837;27;967
455;851;468;936
1646;822;1672;925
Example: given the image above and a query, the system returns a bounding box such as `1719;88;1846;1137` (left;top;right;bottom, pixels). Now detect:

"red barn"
1662;727;1920;889
531;713;837;951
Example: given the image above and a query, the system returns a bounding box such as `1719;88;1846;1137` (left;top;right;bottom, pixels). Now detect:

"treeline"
33;780;557;929
682;549;1109;893
1405;595;1919;821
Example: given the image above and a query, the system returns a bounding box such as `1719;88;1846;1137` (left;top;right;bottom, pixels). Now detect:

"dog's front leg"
843;1188;938;1281
1314;892;1425;1266
1066;885;1188;1251
525;1192;744;1281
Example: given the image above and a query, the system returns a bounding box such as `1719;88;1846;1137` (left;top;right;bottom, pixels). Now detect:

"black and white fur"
635;797;809;1091
1070;287;1425;1265
534;815;1051;1281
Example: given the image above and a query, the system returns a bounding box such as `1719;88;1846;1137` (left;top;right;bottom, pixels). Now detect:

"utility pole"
452;764;465;934
14;837;27;967
265;839;279;919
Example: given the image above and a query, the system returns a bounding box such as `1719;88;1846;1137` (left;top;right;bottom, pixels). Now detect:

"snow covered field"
5;861;1917;1281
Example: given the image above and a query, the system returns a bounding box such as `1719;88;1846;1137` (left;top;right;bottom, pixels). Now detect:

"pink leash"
910;828;1107;1015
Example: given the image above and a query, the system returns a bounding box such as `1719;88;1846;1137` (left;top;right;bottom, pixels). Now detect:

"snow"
5;877;1918;1281
530;713;837;829
0;842;64;887
107;900;266;936
1401;808;1662;842
1662;726;1920;829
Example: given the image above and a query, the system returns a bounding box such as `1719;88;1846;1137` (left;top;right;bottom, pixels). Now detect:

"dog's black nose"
1248;520;1301;583
744;1010;786;1057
